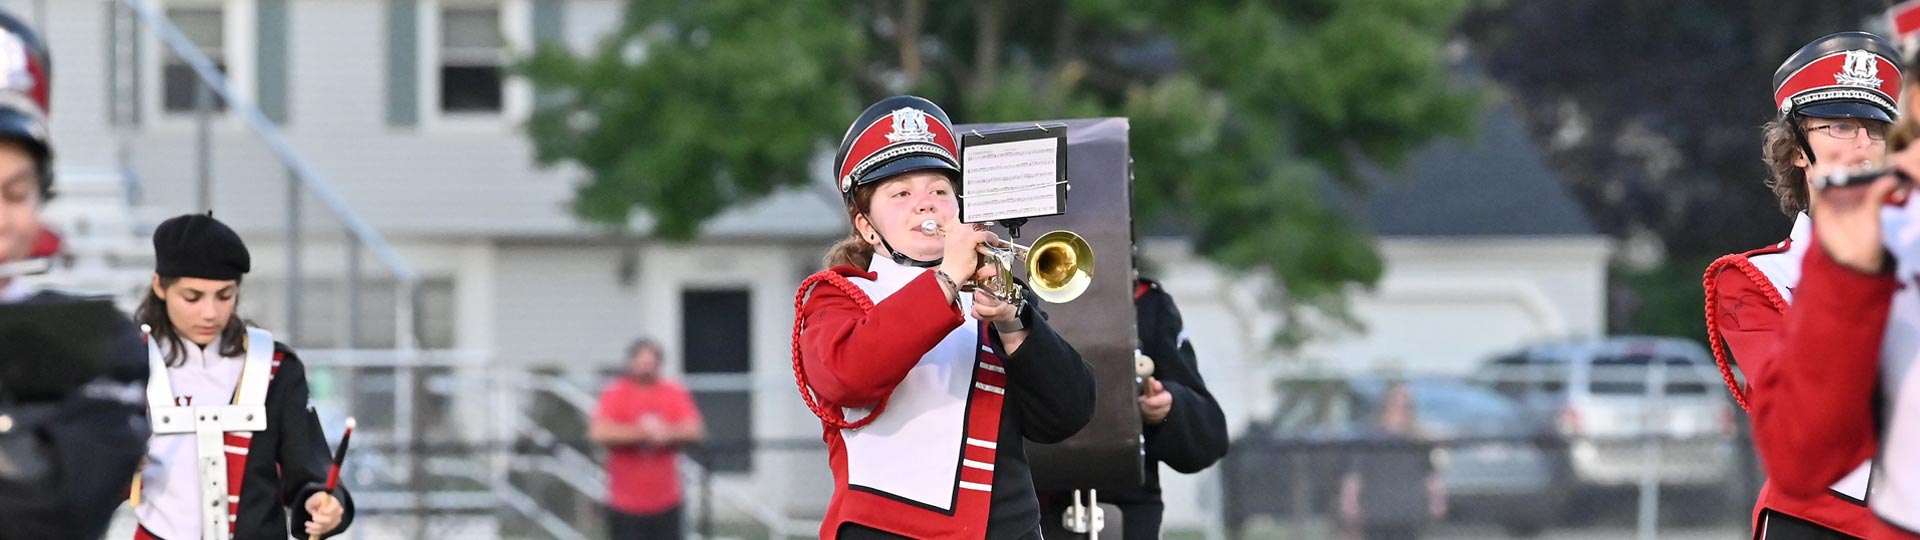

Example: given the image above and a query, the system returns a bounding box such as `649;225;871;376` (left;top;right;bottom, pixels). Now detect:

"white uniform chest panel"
138;328;275;540
1747;213;1812;304
837;258;982;511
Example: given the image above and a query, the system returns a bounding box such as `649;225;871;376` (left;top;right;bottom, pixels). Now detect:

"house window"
682;288;753;473
439;6;504;114
162;7;227;113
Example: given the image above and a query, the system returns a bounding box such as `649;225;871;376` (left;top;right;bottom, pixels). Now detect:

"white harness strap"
145;327;274;540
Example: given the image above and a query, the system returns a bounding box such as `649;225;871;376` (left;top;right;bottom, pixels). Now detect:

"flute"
1814;165;1916;190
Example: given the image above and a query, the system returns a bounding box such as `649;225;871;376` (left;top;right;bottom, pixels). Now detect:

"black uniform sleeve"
0;298;149;540
271;344;356;539
1137;283;1229;474
996;288;1096;444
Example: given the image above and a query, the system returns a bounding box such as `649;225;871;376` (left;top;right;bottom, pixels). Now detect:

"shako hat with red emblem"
0;9;51;196
1774;31;1903;123
832;95;960;204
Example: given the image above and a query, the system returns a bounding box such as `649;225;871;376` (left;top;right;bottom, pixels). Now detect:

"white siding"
490;242;643;365
35;0;846;240
1304;236;1613;374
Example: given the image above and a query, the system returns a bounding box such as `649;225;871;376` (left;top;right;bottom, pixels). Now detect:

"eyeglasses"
1806;120;1889;141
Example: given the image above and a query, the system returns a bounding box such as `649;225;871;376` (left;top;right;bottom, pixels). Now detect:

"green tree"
1459;0;1894;342
520;0;1485;348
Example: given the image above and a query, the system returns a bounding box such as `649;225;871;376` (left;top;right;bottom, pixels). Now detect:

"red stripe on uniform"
954;325;1007;518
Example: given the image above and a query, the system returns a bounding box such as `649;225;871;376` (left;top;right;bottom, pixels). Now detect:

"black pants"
1759;511;1859;540
607;505;682;540
1114;500;1163;540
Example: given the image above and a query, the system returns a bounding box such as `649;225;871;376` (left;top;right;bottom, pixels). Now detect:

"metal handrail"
524;373;812;538
118;0;420;350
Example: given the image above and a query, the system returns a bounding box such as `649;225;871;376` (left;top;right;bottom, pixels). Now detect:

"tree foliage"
522;0;1486;347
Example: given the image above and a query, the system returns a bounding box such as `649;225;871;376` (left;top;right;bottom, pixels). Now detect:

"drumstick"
309;417;354;540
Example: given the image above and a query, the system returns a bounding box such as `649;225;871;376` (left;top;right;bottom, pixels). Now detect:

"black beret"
153;212;250;281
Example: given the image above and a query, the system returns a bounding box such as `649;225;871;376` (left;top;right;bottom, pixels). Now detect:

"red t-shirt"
595;377;701;514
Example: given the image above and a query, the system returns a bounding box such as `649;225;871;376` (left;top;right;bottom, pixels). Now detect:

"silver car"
1474;336;1740;489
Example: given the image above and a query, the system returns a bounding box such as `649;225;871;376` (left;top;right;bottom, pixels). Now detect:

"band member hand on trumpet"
924;215;1033;346
923;217;1096;306
926;217;1007;294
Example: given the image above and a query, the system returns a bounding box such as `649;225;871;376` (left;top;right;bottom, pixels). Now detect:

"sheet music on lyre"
958;124;1068;224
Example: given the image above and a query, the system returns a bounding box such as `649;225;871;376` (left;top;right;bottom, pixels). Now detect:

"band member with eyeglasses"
1722;13;1920;532
1703;31;1910;539
791;95;1095;540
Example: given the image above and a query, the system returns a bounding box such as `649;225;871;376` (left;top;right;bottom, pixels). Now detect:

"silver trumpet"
921;219;1094;304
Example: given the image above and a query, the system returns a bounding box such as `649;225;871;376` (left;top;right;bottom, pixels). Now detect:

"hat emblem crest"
1837;50;1883;88
885;107;936;144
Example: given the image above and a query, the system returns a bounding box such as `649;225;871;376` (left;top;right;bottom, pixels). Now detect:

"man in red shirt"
591;338;706;540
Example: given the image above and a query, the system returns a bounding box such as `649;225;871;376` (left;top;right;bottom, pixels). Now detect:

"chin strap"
1791;114;1818;166
864;214;942;267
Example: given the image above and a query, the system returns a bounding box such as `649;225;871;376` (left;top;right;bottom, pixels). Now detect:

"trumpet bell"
1026;230;1094;303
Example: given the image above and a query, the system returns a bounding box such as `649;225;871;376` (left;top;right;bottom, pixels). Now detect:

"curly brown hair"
1761;115;1810;217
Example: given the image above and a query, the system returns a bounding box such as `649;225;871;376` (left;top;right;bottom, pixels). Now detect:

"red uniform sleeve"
799;270;965;409
1712;260;1786;387
1723;243;1895;498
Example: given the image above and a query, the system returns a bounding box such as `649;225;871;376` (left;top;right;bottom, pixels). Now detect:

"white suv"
1473;336;1740;488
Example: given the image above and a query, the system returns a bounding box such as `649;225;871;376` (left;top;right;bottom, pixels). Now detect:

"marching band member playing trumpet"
791;95;1095;540
1703;31;1908;539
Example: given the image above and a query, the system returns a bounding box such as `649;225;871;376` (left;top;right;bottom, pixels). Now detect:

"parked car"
1224;377;1569;538
1472;336;1740;492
